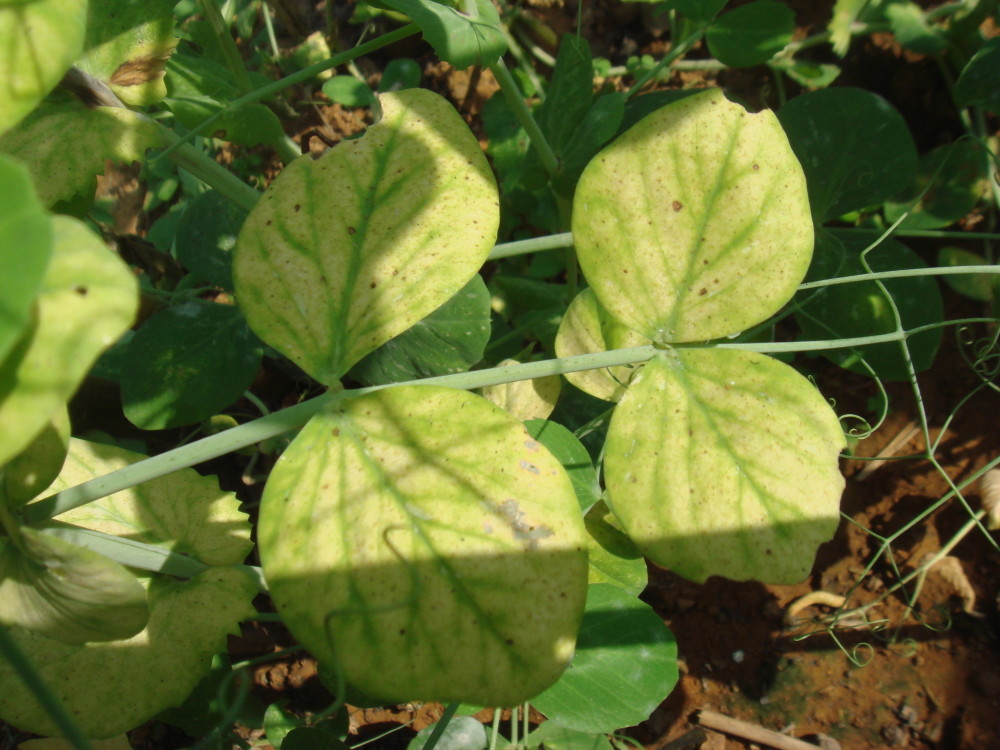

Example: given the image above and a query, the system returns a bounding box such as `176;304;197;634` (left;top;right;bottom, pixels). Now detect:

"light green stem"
797;264;1000;289
487;57;559;177
626;28;704;99
26;324;946;525
157;126;261;212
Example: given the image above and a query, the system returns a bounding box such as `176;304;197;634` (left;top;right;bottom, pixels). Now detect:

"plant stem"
0;624;93;750
489;232;574;259
157;127;261;212
487;57;559;177
26;325;947;523
155;23;421;161
625;28;704;100
797;264;1000;289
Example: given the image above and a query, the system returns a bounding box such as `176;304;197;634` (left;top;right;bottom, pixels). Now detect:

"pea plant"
1;0;998;747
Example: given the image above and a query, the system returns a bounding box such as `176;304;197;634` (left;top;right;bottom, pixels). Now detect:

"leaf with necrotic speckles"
0;101;164;206
572;88;812;345
257;386;588;706
604;350;846;584
233;88;499;386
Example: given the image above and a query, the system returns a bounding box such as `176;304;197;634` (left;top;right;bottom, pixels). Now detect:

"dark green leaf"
175;190;248;289
121;301;262;429
378;0;505;69
553;92;626;197
955;37;1000;113
322;76;376;107
284;727;351;750
794;230;943;381
706;1;794;67
532;584;679;733
265;702;303;748
518;721;612;750
525;419;600;513
778;87;918;221
348;275;491;386
884;139;989;230
536;35;597;153
165;97;285;147
937;246;994;302
770;58;841;89
658;0;727;23
884;0;947;54
583;501;646;596
379;58;422;91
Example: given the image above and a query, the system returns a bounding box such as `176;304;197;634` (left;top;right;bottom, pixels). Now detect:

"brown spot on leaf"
699;288;707;296
294;204;301;212
110;54;170;86
74;285;88;296
672;200;683;211
347;226;356;234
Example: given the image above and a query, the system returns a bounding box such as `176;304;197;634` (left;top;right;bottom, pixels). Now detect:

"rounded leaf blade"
604;350;846;584
234;88;499;385
573;88;812;344
258;386;588;706
531;584;678;733
0;527;148;645
0;216;138;469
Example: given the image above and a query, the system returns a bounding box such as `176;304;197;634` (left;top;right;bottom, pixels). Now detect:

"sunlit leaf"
77;0;178;106
574;88;812;344
604;350;846;584
0;0;87;135
0;101;164;206
258;386;588;706
480;359;561;421
554;288;649;402
0;217;137;469
0;154;50;362
233;89;499;385
0;567;256;738
46;439;253;567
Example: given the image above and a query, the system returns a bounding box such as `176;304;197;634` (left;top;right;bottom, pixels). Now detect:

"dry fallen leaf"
980;466;1000;530
931;556;982;618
